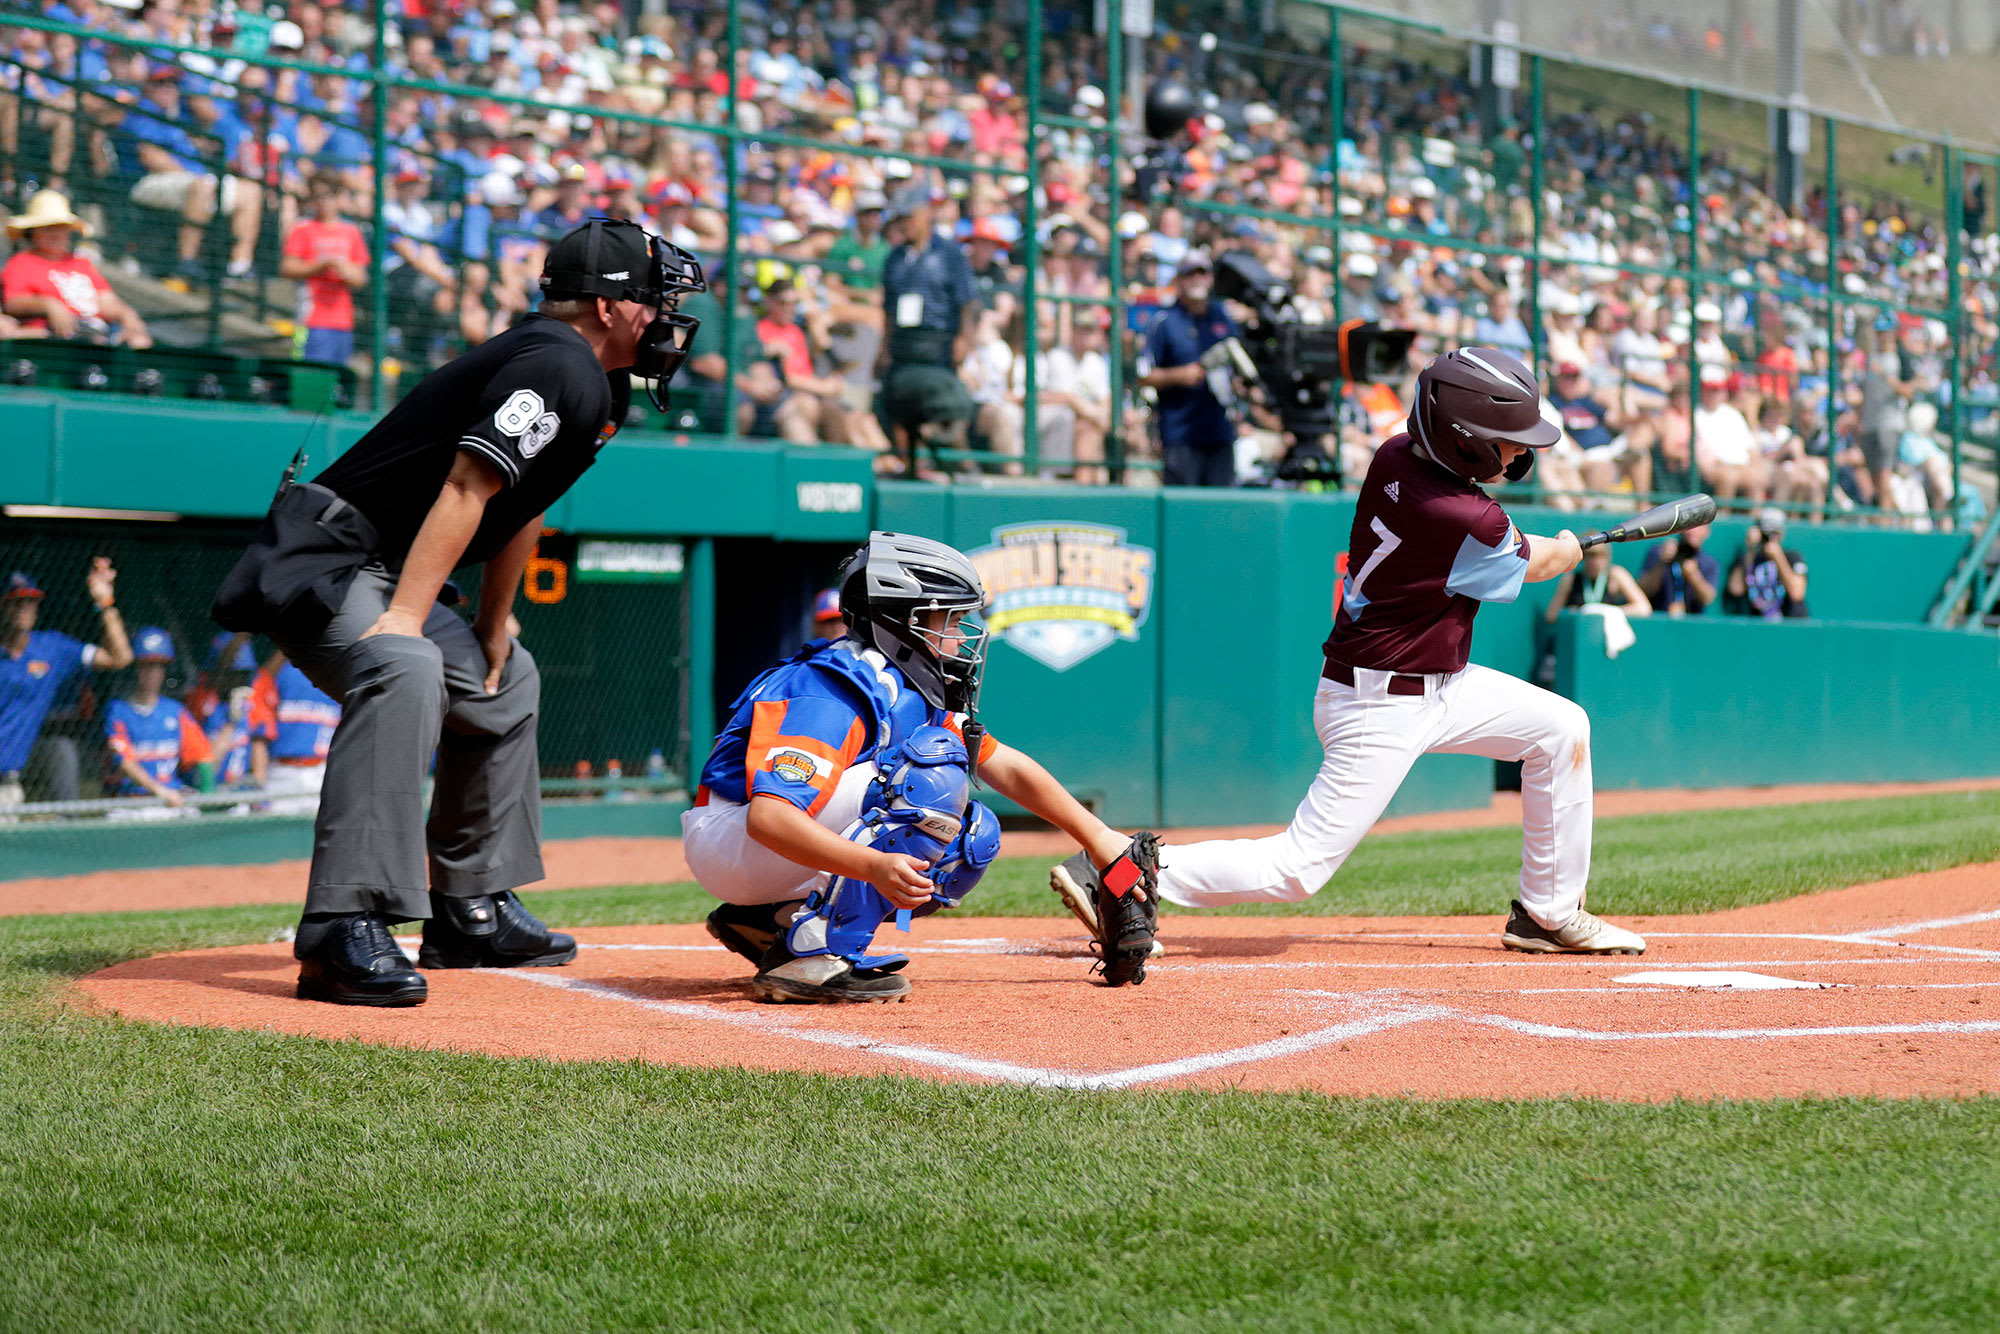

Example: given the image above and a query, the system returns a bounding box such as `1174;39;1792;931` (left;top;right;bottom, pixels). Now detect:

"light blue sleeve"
1445;528;1529;604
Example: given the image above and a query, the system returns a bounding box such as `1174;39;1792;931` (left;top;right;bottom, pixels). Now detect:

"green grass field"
6;791;2000;1331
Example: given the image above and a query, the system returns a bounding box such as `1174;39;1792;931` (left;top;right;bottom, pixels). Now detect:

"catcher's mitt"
1050;832;1163;986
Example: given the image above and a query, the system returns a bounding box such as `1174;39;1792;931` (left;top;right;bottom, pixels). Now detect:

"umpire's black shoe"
704;900;802;967
295;913;428;1007
417;890;578;969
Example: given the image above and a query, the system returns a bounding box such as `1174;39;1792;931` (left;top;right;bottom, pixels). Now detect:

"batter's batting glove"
1050;832;1164;987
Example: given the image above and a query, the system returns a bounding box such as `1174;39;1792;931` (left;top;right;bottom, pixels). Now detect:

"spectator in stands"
1545;543;1652;625
751;277;857;446
125;69;262;281
1472;289;1534;361
959;305;1021;473
1758;398;1831;509
1637;523;1721;616
280;173;368;366
1139;249;1240;487
822;186;890;302
1547;360;1649;496
1066;309;1115;485
1857;323;1915;514
877;180;978;470
0;562;133;813
2;191;151;347
1725;508;1810;619
1897;400;1955;518
382;166;462;367
1692;363;1764;504
104;626;210;814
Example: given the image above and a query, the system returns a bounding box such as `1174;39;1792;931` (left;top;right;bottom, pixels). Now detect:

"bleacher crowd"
0;0;1993;516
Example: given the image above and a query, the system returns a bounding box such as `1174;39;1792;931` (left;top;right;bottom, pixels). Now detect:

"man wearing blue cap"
0;560;133;814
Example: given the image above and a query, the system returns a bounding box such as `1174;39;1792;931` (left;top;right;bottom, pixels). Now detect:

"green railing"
0;0;1991;513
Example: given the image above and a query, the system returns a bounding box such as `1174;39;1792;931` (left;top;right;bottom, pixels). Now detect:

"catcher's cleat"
705;900;801;967
1500;900;1646;956
1051;833;1164;986
751;942;912;1004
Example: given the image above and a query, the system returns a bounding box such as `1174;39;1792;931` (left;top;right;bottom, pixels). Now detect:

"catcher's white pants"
682;763;879;906
1155;664;1593;930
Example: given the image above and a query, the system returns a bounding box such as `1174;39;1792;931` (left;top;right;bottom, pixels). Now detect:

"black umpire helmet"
1407;346;1561;483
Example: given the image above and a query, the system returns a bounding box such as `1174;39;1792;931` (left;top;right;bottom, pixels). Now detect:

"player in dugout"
1053;348;1649;983
687;532;1143;1004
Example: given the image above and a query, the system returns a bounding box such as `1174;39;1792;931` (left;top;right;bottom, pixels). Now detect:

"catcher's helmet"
839;532;989;713
1407;346;1561;483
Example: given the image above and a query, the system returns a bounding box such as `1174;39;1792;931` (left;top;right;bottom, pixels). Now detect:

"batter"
1064;347;1646;956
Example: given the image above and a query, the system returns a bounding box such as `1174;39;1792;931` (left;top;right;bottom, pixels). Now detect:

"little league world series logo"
967;523;1157;672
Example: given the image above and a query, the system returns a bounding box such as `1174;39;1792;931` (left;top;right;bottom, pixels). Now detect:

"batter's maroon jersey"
1323;433;1532;674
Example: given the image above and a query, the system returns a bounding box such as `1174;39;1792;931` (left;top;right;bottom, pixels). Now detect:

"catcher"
685;532;1150;1002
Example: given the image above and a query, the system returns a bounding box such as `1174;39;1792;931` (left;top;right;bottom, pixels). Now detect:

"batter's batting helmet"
1407;346;1561;483
838;533;989;713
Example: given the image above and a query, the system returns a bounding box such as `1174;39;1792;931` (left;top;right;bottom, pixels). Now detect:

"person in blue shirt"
104;628;212;811
1138;249;1242;486
0;562;134;812
125;71;262;280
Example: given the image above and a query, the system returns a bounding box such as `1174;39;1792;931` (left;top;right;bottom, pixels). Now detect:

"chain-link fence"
0;0;1993;514
0;519;687;837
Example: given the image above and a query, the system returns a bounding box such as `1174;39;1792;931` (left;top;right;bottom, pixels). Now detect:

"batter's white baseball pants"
1155;664;1592;930
682;762;880;906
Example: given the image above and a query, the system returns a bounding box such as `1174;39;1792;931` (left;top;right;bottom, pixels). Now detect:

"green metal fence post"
1329;6;1343;331
1684;85;1701;492
722;0;742;442
1824;116;1840;518
1106;0;1125;485
1023;0;1044;478
1527;54;1544;374
686;536;716;792
1945;137;1964;523
369;0;389;409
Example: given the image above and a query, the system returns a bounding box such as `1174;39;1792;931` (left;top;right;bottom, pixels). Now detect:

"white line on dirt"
1840;907;2000;939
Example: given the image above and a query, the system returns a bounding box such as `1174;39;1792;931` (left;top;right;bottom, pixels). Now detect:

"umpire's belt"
1322;659;1431;697
210;483;381;636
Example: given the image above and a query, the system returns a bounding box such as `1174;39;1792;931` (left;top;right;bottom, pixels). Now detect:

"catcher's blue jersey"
697;637;997;817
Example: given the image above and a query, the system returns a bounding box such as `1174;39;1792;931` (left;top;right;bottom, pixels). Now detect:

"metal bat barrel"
1579;494;1718;549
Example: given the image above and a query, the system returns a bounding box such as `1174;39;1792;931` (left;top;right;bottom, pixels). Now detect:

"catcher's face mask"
540;217;707;411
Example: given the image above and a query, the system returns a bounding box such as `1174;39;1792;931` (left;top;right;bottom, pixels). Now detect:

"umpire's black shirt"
315;315;628;567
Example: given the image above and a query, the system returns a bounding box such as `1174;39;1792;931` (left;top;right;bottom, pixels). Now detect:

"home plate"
1615;971;1831;991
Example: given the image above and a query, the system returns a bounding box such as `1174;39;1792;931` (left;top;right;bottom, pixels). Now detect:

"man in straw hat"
1;191;152;347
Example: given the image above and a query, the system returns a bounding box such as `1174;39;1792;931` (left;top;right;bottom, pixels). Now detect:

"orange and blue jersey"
192;685;276;787
698;637;998;816
104;697;212;794
253;663;341;763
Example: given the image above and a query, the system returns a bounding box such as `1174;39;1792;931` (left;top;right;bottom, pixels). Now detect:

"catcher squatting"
691;345;1645;1004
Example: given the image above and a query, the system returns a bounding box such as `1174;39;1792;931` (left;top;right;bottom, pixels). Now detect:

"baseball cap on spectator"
764;219;805;247
1554;360;1585;378
1117;210;1149;239
1074;85;1106;112
884;182;940;222
269;20;304;51
1754;506;1787;536
1174;248;1212;279
1694;300;1723;323
968;218;1007;247
1345;253;1379;278
480;173;525;207
3;572;44;601
650;181;692;207
132;627;175;663
851;188;887;214
1698;362;1730;387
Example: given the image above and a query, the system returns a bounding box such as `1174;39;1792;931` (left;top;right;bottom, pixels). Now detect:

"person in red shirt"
279;174;368;365
1;191;152;347
753;278;857;445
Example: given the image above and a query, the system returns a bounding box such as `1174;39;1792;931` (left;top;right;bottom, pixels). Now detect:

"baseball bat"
1577;493;1717;549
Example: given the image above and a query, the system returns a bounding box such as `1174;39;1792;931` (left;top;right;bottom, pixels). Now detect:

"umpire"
877;181;979;466
213;218;705;1006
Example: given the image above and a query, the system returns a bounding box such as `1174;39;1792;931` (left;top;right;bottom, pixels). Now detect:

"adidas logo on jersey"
1384;481;1401;502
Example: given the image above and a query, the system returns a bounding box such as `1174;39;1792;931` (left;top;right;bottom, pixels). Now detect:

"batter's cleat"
1051;858;1165;958
295;913;428;1007
417;890;578;969
1501;900;1647;955
704;900;801;967
751;943;911;1004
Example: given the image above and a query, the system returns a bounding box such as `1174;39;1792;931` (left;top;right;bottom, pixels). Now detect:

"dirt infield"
77;861;2000;1101
13;776;2000;918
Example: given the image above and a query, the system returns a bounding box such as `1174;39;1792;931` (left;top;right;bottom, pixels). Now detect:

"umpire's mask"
540;217;707;411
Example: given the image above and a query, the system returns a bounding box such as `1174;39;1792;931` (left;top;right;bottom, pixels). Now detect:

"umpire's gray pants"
277;564;543;921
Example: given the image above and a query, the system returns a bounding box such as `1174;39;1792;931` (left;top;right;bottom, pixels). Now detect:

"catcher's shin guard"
1051;832;1163;986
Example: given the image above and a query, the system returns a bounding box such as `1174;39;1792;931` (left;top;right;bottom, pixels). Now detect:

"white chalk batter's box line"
481;910;2000;1092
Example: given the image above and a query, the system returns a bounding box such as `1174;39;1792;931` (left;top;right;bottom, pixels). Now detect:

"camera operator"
1138;250;1242;487
1636;521;1720;616
1725;507;1810;620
